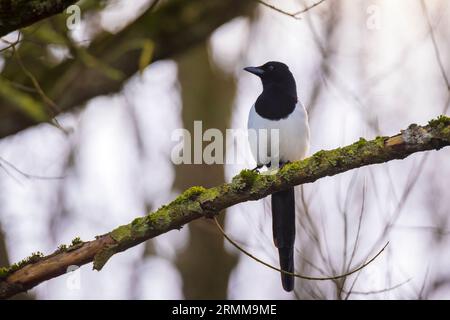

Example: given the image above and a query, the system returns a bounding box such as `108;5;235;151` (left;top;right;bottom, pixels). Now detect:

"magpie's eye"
268;65;274;71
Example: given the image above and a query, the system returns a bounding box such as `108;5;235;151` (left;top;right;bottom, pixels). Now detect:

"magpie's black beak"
244;66;264;76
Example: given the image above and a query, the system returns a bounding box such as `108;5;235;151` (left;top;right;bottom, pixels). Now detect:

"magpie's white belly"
247;102;310;166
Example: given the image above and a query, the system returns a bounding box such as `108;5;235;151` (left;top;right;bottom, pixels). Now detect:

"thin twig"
254;0;326;20
293;0;326;16
343;278;411;296
255;0;301;19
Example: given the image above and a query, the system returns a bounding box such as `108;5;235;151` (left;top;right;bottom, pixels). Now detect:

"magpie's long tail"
271;187;295;292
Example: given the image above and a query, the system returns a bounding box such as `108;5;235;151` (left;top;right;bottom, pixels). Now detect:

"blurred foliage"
0;0;253;138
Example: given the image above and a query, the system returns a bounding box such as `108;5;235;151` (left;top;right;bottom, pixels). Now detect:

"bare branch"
0;116;449;299
293;0;327;16
255;0;301;19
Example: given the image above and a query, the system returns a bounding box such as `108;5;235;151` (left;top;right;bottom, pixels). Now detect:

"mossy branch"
0;0;254;138
1;116;449;299
0;0;79;36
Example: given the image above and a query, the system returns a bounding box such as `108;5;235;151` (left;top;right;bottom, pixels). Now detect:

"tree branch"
0;0;254;139
0;0;79;37
1;116;449;299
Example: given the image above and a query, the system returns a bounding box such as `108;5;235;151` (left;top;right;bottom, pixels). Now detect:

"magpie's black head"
244;61;298;119
244;61;297;97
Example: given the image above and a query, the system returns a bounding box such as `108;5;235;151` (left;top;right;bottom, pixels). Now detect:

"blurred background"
0;0;450;299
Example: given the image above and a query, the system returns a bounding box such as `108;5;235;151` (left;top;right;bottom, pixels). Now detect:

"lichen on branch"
0;116;449;299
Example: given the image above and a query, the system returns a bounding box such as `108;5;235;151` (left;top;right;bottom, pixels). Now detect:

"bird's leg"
252;161;290;175
251;164;264;172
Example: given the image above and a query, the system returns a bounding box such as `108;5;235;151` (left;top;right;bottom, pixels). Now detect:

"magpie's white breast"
247;102;310;166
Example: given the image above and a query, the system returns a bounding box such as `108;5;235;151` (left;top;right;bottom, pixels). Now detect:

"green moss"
110;225;133;243
310;149;339;168
443;126;450;137
70;237;82;246
147;208;171;226
56;238;85;254
278;164;293;181
61;237;84;252
0;267;9;278
231;169;260;191
161;186;205;216
108;186;208;246
173;186;206;205
429;115;450;127
356;137;367;147
96;185;210;270
239;169;259;184
428;115;450;141
131;217;143;226
374;136;387;147
71;237;81;245
348;136;386;159
312;150;326;159
148;206;174;228
76;117;450;274
276;134;390;181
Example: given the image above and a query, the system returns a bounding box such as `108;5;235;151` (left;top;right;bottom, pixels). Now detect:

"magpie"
244;61;310;292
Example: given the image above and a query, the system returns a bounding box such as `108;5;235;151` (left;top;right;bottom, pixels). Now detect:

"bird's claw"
251;164;264;172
